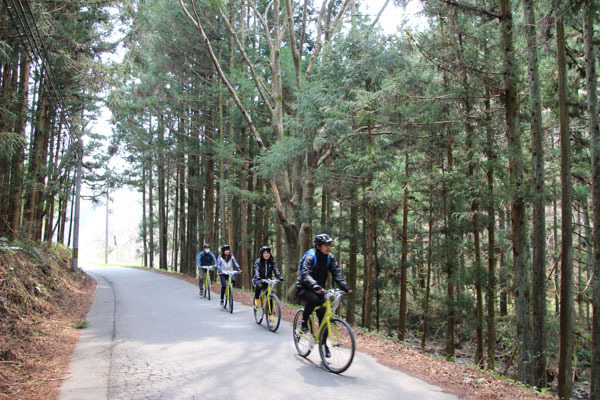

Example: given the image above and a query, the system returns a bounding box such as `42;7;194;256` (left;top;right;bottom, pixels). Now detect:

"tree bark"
398;153;409;340
523;0;547;387
556;10;574;399
499;0;531;382
346;188;358;325
158;116;168;270
586;1;600;396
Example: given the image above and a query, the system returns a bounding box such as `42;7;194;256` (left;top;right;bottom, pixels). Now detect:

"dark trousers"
220;274;235;299
254;282;266;299
299;289;326;325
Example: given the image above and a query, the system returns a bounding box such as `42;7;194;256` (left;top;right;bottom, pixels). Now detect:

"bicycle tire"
266;294;281;332
254;295;264;324
205;276;211;300
319;317;355;374
293;309;311;357
228;285;234;313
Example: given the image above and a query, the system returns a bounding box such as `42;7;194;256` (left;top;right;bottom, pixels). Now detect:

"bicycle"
293;289;355;374
253;278;282;332
198;265;215;300
220;270;241;313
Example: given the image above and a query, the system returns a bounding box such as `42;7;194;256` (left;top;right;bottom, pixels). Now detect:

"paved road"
60;265;456;400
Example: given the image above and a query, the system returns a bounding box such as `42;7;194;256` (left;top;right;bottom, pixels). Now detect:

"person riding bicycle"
196;243;217;294
217;244;241;306
296;234;352;338
253;246;284;320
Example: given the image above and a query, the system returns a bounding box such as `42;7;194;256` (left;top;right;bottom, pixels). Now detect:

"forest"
0;0;599;398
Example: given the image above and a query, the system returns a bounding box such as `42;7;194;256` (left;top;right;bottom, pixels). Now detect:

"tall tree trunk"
523;0;547;387
346;188;358;325
23;85;48;239
8;52;30;237
485;84;496;370
398;153;409;340
556;9;574;398
239;127;249;288
142;164;148;267
444;134;456;360
158;116;168;270
422;187;434;351
586;1;600;396
499;0;531;382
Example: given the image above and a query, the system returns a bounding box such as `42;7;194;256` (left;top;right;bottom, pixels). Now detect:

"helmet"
203;243;210;249
313;234;333;246
221;244;230;252
259;246;271;256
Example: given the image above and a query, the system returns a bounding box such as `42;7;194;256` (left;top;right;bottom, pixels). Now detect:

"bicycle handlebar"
220;270;242;275
258;278;282;286
198;265;216;270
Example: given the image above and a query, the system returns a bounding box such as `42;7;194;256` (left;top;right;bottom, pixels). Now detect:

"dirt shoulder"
0;245;95;400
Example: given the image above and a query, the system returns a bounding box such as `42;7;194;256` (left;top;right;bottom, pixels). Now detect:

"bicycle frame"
303;289;347;342
258;278;278;313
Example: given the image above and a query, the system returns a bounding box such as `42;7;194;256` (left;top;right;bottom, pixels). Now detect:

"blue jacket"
197;250;217;267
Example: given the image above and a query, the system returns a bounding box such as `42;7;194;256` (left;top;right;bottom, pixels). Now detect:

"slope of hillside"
0;243;94;400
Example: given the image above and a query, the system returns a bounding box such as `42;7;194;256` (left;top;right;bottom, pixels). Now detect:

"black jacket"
296;249;349;293
253;258;283;281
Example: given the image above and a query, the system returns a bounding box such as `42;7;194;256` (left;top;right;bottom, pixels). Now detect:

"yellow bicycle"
198;265;215;300
253;278;282;332
221;270;241;313
293;289;355;374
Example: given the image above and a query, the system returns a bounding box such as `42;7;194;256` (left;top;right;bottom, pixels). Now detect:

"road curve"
60;265;456;400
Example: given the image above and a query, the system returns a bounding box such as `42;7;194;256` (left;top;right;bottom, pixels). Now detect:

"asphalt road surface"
60;265;456;400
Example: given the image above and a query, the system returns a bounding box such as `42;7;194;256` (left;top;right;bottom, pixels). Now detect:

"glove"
341;284;351;293
313;285;323;293
278;277;285;282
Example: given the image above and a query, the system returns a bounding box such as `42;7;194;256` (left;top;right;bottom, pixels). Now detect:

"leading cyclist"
296;234;352;336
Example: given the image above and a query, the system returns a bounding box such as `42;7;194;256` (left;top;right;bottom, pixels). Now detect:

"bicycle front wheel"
254;295;264;324
319;317;355;374
293;309;311;357
266;294;281;332
205;276;211;300
228;285;234;313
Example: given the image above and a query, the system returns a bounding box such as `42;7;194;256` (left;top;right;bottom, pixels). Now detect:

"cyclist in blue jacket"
296;234;352;336
196;243;217;295
253;246;284;317
217;244;241;306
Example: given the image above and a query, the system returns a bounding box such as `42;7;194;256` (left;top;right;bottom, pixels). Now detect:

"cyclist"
196;243;217;294
217;244;241;306
253;246;284;321
296;234;352;341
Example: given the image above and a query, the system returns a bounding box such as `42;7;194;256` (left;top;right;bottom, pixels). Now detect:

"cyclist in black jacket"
296;234;352;334
253;246;284;308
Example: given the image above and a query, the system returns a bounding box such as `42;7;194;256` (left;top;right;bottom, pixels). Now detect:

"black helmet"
203;243;210;249
259;246;271;256
313;234;333;246
221;244;230;252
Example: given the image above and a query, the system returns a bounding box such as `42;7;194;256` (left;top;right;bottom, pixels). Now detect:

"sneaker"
300;320;309;333
324;345;331;358
254;299;261;307
269;314;275;322
220;299;224;306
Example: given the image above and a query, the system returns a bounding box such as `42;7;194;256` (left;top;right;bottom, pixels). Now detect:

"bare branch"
217;6;274;109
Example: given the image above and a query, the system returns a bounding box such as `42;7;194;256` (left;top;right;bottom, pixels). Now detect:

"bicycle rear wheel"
254;295;264;324
266;294;281;332
293;309;311;357
319;317;355;374
228;285;234;313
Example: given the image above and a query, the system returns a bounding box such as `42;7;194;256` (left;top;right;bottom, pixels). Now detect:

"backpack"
297;248;330;276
